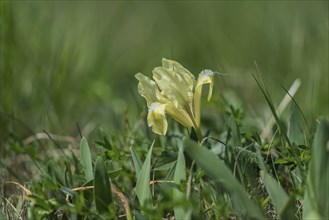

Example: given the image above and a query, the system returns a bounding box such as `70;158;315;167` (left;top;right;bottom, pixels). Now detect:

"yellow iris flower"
135;58;214;141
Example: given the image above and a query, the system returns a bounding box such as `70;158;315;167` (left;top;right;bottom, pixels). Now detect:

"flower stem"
184;105;202;142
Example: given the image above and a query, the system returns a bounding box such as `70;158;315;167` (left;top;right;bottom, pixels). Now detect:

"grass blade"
184;138;263;219
260;171;295;218
135;141;154;208
130;146;142;176
81;168;122;187
173;146;189;219
173;147;186;185
94;156;115;215
80;137;93;181
288;102;305;145
303;120;329;219
253;74;291;147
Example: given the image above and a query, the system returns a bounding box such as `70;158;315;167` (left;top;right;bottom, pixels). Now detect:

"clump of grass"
1;66;328;219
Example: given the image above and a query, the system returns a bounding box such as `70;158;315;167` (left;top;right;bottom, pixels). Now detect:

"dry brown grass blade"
5;181;32;196
260;78;301;140
149;180;174;185
23;132;78;148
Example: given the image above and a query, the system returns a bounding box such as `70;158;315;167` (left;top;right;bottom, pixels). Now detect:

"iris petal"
164;103;194;130
194;69;214;127
135;73;159;106
161;58;195;91
152;66;193;109
147;103;168;135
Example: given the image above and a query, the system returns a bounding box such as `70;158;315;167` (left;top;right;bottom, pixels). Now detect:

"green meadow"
1;1;328;219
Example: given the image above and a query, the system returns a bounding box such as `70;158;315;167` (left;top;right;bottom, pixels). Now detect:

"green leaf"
228;116;242;148
135;141;154;208
260;171;295;218
130;146;142;176
303;120;329;219
184;139;264;219
153;161;176;171
227;116;244;183
81;168;122;187
94;157;114;214
173;146;190;219
46;159;65;186
80;137;93;181
165;160;177;180
288;102;305;145
174;147;186;184
78;168;121;209
275;157;297;166
95;138;112;150
280;197;297;220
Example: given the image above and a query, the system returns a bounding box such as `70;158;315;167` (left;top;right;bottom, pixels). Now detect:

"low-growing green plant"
1;59;328;219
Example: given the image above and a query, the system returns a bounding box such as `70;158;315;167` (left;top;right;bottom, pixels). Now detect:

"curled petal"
196;69;214;101
194;69;215;127
135;73;159;106
147;103;168;135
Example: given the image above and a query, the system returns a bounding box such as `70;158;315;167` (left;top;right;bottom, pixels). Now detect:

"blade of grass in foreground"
135;141;154;209
252;74;291;148
80;137;93;181
130;146;142;176
260;171;296;219
260;171;289;213
173;146;191;219
184;139;264;219
289;102;306;145
303;120;329;219
94;157;115;216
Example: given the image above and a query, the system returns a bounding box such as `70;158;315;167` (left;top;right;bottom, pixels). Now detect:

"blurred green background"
1;1;328;141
